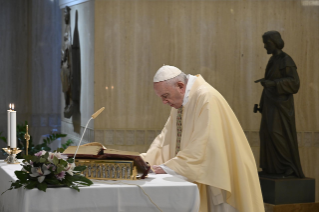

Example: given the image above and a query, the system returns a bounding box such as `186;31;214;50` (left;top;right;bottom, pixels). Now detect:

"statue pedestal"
264;202;319;212
259;177;315;205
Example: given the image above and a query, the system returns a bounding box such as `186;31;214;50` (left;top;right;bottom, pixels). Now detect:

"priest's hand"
152;165;167;174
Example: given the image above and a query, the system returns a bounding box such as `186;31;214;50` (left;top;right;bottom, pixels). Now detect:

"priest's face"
153;81;186;109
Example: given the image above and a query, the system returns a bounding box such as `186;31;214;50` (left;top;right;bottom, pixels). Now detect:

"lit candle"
7;104;11;147
10;104;16;149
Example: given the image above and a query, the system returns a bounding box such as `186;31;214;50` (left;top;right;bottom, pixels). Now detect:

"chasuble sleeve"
140;115;172;166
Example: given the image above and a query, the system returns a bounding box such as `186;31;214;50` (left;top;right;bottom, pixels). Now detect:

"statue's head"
262;31;284;54
64;6;71;25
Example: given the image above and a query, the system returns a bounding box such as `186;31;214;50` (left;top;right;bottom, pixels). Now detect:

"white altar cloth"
0;160;200;212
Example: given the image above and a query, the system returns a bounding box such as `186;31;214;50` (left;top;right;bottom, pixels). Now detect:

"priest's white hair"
165;72;188;86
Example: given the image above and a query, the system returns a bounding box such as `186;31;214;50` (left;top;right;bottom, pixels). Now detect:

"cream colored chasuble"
141;75;264;212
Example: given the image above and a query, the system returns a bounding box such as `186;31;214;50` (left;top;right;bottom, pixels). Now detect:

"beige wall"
93;0;319;200
95;0;319;131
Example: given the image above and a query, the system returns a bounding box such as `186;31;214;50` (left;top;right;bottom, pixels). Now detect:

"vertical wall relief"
61;6;73;118
61;7;81;132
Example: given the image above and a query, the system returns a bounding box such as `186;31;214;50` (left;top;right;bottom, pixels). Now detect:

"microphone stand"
73;117;93;160
72;107;105;160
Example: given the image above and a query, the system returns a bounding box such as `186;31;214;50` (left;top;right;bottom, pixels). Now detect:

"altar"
0;161;200;212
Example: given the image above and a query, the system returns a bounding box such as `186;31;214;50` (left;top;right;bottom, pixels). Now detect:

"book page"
63;146;101;155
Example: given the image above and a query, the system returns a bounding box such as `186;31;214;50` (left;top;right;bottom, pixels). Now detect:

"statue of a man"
61;6;74;118
257;31;304;178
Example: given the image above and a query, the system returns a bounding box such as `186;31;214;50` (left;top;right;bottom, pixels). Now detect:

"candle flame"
12;104;14;110
9;103;11;109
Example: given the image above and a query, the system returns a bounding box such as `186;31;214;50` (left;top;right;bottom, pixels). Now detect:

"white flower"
48;152;68;163
54;152;68;161
48;152;55;163
65;163;75;176
29;164;51;183
34;150;47;157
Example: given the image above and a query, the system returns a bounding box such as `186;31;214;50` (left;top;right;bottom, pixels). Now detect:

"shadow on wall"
72;10;82;133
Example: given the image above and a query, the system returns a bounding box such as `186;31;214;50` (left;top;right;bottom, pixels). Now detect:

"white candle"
7;104;11;147
10;108;16;149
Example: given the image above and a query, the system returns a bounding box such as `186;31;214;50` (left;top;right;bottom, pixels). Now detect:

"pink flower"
34;150;46;157
48;152;68;163
56;171;66;181
46;164;56;171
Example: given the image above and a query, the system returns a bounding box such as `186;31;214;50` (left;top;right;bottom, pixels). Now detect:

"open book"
63;142;150;179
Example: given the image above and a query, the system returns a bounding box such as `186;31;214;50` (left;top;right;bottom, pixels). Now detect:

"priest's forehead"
153;81;173;97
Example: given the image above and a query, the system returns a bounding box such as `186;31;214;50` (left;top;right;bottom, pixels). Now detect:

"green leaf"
44;178;60;185
22;165;31;173
34;156;40;163
43;152;49;159
2;188;12;195
59;159;67;167
70;175;93;186
70;185;80;192
1;180;23;195
56;148;65;153
61;139;74;150
39;158;46;163
23;155;37;162
11;180;23;189
0;131;7;144
67;158;74;163
74;165;86;172
15;171;28;183
25;180;37;189
37;182;47;192
56;164;64;174
41;146;51;151
53;156;59;165
62;177;73;187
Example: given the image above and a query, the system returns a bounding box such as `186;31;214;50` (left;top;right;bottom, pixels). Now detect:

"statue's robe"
142;75;264;212
259;52;305;178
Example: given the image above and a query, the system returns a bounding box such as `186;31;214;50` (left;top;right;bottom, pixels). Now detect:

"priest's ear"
176;81;185;89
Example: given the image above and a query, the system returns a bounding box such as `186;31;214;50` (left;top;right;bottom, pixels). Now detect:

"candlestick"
2;147;11;162
6;148;22;164
24;125;30;156
10;110;16;148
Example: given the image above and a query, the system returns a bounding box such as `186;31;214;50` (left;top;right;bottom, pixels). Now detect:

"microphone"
91;107;105;119
73;107;105;159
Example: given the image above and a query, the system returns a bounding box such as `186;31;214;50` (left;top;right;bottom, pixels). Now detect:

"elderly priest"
141;65;264;212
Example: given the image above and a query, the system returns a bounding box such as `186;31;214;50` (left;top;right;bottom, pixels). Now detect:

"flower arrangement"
2;150;93;194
